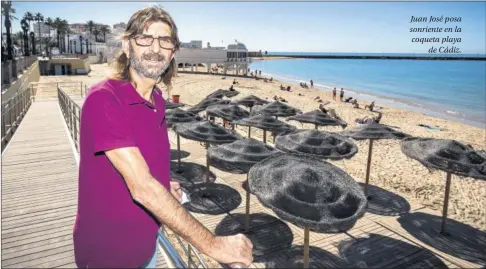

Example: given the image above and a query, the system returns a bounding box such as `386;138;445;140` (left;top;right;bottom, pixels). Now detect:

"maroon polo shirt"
73;78;171;268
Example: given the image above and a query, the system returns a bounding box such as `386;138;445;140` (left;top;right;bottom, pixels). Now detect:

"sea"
249;52;486;128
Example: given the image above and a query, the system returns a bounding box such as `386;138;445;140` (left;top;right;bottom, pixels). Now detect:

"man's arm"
105;147;253;266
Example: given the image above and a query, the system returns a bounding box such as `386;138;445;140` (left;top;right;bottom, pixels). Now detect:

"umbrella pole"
248;126;251;138
441;172;452;235
303;227;310;269
245;174;250;232
177;134;182;173
364;139;374;199
263;130;267;144
205;142;210;182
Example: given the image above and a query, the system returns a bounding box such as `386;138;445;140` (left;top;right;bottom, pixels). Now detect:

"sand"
38;63;486;231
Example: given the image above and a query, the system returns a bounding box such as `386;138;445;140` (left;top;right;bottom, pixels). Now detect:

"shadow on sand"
398;212;486;266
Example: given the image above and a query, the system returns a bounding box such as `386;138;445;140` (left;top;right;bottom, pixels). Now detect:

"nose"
150;37;161;53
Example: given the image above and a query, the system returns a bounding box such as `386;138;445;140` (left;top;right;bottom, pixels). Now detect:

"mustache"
143;53;166;61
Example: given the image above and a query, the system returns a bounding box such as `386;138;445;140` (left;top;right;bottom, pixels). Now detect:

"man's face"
124;21;175;80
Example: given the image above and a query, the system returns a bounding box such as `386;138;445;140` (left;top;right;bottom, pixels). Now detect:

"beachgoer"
287;86;291;91
233;79;238;85
352;99;359;109
74;6;253;268
319;104;328;114
332;88;337;100
365;101;375;111
310;80;314;88
270;77;273;82
345;97;353;103
229;84;235;91
340;88;344;101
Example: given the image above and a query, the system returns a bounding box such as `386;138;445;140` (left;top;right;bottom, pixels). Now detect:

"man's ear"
122;38;130;57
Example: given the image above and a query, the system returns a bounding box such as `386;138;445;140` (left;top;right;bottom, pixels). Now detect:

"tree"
53;17;62;51
44;17;53;56
93;26;101;42
23;12;34;53
86;20;95;44
99;24;110;42
35;12;44;54
1;1;17;60
21;18;29;56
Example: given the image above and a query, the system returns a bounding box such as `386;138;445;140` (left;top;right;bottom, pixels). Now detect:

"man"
340;88;344;102
74;6;253;268
332;87;336;100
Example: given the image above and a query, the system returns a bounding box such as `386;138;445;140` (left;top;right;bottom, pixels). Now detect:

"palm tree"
53;17;62;51
60;19;69;53
34;12;44;54
93;27;101;42
23;12;35;54
1;1;17;60
99;24;110;42
44;17;53;56
86;20;95;51
21;18;29;56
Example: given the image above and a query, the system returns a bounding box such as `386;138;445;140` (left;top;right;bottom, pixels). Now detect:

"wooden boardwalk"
1;100;168;268
168;129;486;269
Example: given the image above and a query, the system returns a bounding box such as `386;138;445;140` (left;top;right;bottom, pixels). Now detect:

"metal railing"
58;86;81;152
1;84;34;152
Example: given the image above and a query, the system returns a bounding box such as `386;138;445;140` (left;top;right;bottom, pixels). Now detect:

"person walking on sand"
340;88;344;102
310;79;314;88
74;6;253;268
332;87;337;100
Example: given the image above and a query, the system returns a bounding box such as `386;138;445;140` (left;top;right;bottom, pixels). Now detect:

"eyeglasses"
133;34;176;50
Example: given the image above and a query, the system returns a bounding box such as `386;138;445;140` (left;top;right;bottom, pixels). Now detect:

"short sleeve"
82;90;137;154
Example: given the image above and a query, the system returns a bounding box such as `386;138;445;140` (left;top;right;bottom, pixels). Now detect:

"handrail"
57;86;81;152
1;84;34;152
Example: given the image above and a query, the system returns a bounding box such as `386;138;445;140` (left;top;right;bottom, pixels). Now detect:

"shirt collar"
120;81;163;106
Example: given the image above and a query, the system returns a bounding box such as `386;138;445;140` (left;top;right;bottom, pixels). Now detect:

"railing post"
73;106;78;151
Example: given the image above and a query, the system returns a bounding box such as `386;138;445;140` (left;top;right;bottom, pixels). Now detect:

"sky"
3;1;486;54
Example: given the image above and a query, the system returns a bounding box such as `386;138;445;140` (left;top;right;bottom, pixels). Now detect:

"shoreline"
247;67;485;129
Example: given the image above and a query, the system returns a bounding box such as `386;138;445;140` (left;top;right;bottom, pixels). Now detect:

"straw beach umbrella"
401;137;486;234
248;154;367;268
275;130;358;160
207;138;280;231
287;109;347;130
233;113;296;143
173;121;239;181
187;98;231;115
234;94;269;111
253;100;302;118
206;104;250;130
340;123;409;198
206;88;240;99
166;108;201;172
165;99;185;109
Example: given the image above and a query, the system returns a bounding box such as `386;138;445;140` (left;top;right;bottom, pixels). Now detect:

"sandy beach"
38;63;486;231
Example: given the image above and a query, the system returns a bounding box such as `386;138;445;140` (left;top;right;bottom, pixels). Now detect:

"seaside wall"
1;60;41;102
175;48;227;65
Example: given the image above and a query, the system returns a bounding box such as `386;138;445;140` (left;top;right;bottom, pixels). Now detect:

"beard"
129;44;171;80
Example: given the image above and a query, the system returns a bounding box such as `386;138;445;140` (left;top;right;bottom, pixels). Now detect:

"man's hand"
205;234;253;267
170;181;182;202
